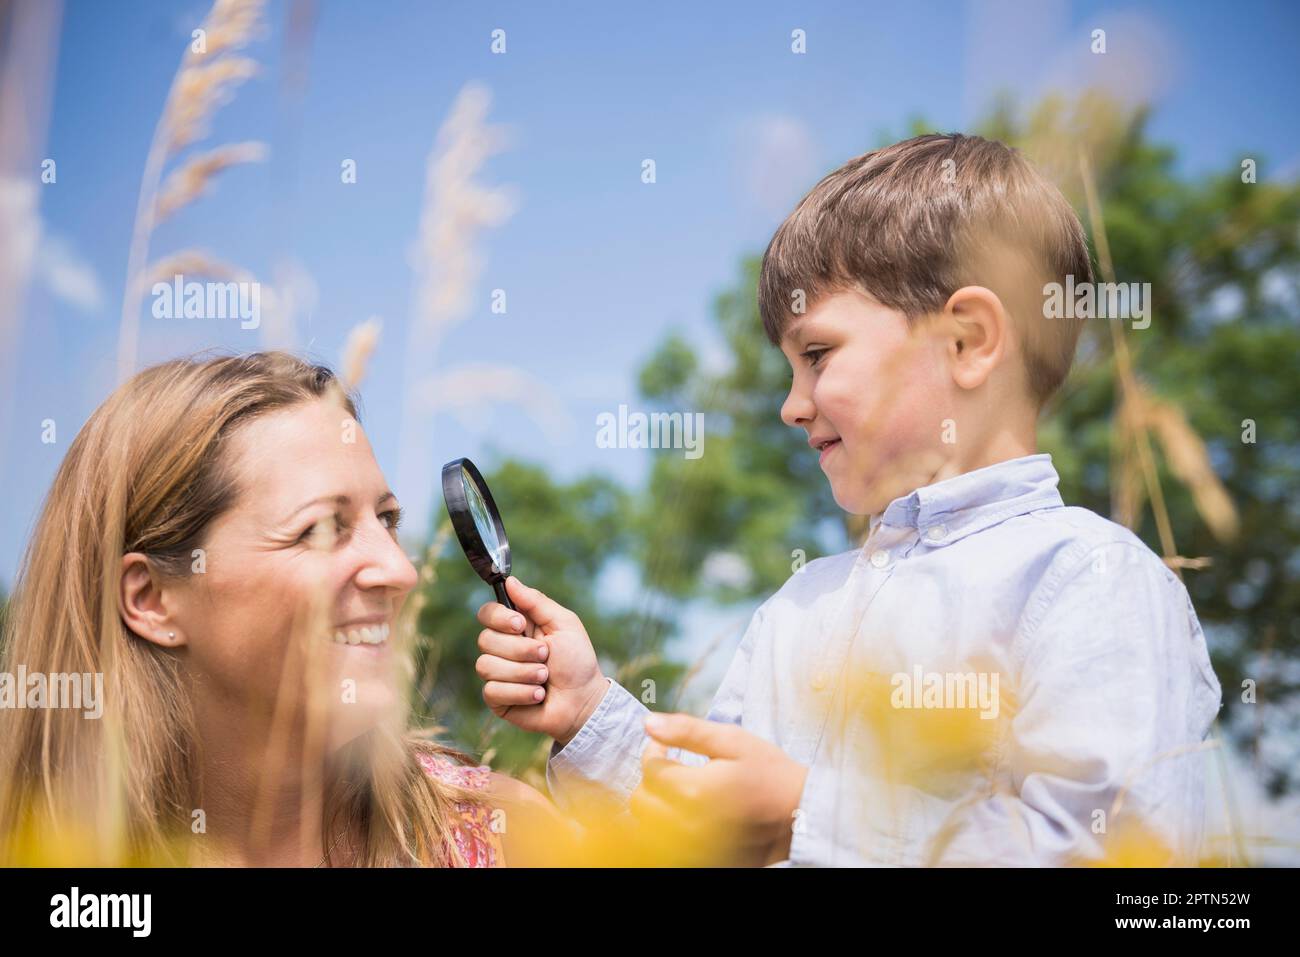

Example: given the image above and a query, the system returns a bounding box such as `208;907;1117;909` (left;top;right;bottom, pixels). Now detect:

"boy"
472;133;1223;866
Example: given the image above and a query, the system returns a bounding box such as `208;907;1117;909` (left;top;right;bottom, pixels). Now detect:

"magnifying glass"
441;457;516;610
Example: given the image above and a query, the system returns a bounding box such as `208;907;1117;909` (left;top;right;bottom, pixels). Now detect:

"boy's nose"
780;386;815;428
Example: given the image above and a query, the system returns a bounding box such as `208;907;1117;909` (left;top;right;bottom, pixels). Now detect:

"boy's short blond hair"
758;133;1095;408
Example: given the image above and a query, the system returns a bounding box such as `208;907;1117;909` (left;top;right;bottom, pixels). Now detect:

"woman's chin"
325;695;400;750
318;664;404;749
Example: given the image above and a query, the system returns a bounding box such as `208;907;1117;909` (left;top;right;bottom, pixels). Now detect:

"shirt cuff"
545;678;650;813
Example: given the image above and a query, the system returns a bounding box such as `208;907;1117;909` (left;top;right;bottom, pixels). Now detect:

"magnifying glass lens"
462;467;506;575
442;457;515;609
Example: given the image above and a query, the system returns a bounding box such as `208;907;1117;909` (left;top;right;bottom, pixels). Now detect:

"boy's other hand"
475;575;608;745
634;713;809;865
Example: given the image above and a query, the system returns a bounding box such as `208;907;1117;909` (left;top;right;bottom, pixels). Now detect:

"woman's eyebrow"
282;491;397;523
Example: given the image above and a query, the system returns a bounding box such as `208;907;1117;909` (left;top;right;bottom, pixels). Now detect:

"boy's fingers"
642;737;670;764
629;786;684;827
476;601;528;634
477;629;549;663
644;713;741;759
640;759;709;806
505;576;579;630
476;654;548;685
483;680;547;708
640;741;674;784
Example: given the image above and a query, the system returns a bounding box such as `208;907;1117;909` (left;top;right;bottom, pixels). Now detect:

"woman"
0;351;561;866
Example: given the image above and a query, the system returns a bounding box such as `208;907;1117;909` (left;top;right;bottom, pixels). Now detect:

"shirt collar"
872;453;1064;546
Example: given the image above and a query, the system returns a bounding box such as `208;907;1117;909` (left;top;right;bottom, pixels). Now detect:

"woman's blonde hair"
0;351;478;866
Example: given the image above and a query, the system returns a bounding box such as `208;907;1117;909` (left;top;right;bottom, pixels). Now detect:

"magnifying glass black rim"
441;457;511;584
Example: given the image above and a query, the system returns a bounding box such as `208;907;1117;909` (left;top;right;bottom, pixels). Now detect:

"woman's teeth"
331;623;390;646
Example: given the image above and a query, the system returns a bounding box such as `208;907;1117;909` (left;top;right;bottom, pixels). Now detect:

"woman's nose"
353;520;419;594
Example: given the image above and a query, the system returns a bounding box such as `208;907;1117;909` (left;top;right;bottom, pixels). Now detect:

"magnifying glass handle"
493;579;516;611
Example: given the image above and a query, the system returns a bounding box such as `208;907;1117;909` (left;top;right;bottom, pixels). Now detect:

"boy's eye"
801;348;828;368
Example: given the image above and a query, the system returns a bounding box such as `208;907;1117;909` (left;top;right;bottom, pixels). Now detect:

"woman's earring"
167;632;176;641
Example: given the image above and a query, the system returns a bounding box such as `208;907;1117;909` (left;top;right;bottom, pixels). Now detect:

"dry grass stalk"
117;0;268;384
1145;399;1241;542
187;0;266;62
136;248;250;291
394;87;519;535
339;317;382;392
410;84;515;341
1111;366;1239;545
155;141;268;222
1079;153;1182;568
1079;147;1249;866
163;56;260;153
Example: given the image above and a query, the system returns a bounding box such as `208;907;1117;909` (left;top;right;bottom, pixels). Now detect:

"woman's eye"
298;514;342;547
380;508;404;532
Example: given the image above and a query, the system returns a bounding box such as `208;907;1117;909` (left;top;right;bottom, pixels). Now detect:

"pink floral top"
416;751;501;867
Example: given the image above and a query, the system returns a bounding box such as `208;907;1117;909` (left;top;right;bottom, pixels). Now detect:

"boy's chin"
828;481;879;517
830;450;949;517
829;468;908;518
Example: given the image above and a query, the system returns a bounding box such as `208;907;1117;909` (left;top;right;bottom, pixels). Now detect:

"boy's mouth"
809;435;841;464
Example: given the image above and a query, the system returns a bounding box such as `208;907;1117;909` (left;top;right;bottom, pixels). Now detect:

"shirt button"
812;672;829;691
925;524;947;542
869;549;890;568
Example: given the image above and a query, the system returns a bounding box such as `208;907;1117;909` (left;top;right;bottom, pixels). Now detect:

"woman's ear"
942;285;1009;391
120;553;186;648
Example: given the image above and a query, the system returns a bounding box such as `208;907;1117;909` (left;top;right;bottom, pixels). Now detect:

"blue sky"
5;0;1300;603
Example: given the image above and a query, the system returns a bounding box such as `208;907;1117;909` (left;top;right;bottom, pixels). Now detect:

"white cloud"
37;234;103;312
735;114;818;218
0;175;104;314
701;551;753;591
0;176;41;291
964;1;1179;119
259;258;319;350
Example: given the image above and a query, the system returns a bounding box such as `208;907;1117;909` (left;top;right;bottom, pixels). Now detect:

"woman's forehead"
222;403;382;515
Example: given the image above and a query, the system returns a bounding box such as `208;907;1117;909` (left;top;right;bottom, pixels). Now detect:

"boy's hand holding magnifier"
444;458;806;865
442;459;610;743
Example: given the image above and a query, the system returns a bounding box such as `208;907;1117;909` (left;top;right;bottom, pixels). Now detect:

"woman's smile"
329;621;391;648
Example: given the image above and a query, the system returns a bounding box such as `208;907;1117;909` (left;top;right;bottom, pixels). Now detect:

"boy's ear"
942;285;1009;391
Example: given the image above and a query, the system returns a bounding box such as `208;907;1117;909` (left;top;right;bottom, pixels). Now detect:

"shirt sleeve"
923;541;1223;866
545;605;764;814
544;677;651;813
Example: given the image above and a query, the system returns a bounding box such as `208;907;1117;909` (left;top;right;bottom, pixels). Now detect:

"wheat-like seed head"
136;249;249;293
163;56;260;154
1114;381;1240;544
155;141;268;223
1145;396;1241;543
410;84;516;340
186;0;266;65
339;317;383;392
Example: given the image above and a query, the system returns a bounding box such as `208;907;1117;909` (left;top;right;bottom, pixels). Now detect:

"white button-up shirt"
546;453;1223;865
